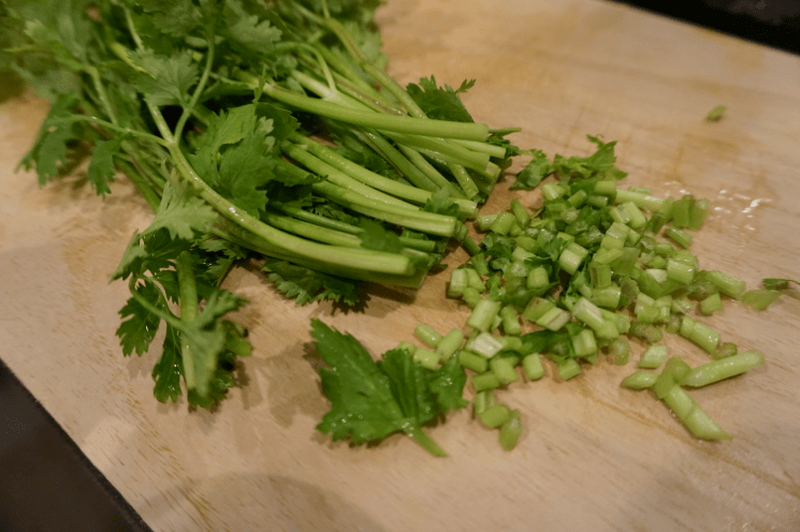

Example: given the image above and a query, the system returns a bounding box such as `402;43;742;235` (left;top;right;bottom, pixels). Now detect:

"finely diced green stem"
608;337;630;365
664;226;692;248
458;350;489;373
614;189;665;212
436;329;465;361
467;299;502;332
557;359;581;380
466;332;504;359
667;256;697;285
653;356;691;399
638;344;668;369
415;324;443;347
473;389;495;416
679;316;721;354
620;371;657;390
571;328;598;358
499;306;522;336
490;357;519;385
704;270;747;299
472;372;502;392
489;211;517;235
688;198;710;230
412;348;440;370
741;289;781;310
478;403;511;428
699;292;723;315
499;409;523;450
662;386;730;440
522;354;545;381
447;268;469;298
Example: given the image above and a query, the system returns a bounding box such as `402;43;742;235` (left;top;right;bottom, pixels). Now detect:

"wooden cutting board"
1;0;799;530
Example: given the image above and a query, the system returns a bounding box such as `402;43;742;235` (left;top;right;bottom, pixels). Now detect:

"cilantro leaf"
116;281;165;357
141;181;220;241
263;259;360;306
131;48;199;107
18;92;80;185
407;75;475;123
427;356;469;412
553;135;627;181
358;219;404;254
762;278;800;290
222;0;283;57
152;324;184;403
510;149;553;191
422;188;460;218
86;136;124;196
135;0;204;37
312;320;456;456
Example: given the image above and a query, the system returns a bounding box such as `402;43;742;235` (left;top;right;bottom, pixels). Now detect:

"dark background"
613;0;800;55
1;2;798;531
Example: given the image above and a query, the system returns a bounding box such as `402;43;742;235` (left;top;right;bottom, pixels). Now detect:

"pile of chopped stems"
399;137;766;449
5;0;512;407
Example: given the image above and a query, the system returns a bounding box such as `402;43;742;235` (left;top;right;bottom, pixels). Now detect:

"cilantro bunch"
3;0;513;407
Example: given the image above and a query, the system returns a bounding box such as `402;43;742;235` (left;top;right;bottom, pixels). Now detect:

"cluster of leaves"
311;319;467;456
3;0;510;410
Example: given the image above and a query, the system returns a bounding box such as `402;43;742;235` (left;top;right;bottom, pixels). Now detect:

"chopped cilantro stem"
681;350;764;387
621;371;658;390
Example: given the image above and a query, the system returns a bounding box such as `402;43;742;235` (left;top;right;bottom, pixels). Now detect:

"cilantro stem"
174;29;216;148
318;16;428;119
48;115;170;149
176;251;200;391
286;134;478;218
311;180;463;238
257;82;489;141
405;428;448;457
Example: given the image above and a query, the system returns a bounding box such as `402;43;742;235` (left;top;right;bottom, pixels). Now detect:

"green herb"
435;136;768;445
6;0;511;407
706;104;726;121
311;319;467;456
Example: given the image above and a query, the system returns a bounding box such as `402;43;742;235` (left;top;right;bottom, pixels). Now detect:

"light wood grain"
1;1;799;530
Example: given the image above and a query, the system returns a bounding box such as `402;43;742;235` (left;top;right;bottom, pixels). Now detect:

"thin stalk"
281;142;417;209
388;131;491;173
174;32;216;147
287;134;478;218
175;251;200;390
116;159;161;212
312;180;462;237
275;204;443;253
318;16;428;118
353;128;439;192
48;115;171;148
258;82;489;141
213;223;426;288
395;144;466;198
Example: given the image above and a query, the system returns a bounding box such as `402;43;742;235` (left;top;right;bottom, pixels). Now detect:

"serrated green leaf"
116;282;165;357
406;75;475;123
86;136;124;196
131;48;198;107
141;181;219;241
263;259;360;306
152;324;183;402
